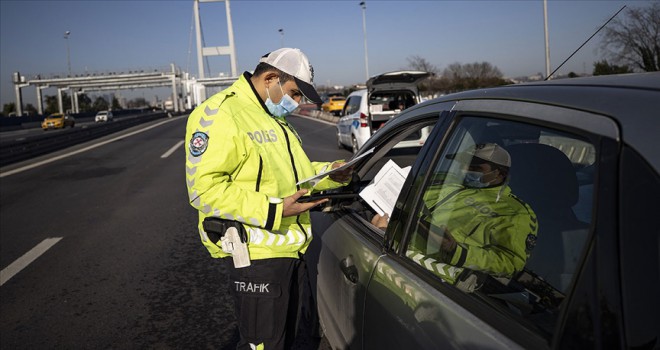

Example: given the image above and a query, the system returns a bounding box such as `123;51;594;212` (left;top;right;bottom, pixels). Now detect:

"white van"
336;71;432;153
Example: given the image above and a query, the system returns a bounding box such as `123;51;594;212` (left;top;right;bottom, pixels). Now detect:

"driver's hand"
371;214;389;230
439;227;457;252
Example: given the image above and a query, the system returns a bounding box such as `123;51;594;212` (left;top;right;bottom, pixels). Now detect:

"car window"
403;115;596;341
344;96;362;115
335;116;439;238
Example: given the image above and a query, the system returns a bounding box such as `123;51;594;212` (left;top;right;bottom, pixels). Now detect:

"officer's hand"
283;189;328;217
329;161;353;183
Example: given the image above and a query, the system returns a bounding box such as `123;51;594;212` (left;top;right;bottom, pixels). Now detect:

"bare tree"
440;62;509;92
405;55;440;96
406;55;439;74
462;62;503;80
600;3;660;72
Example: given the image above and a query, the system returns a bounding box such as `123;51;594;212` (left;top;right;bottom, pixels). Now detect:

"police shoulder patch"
525;233;537;253
189;131;209;157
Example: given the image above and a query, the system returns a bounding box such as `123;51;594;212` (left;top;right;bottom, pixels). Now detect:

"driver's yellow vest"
414;183;538;283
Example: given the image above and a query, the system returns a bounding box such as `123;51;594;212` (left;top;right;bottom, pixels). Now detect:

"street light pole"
64;31;72;76
359;1;369;80
278;28;284;48
543;0;551;79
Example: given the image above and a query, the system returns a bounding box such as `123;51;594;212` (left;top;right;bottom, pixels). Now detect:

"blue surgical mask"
265;81;299;118
463;170;495;188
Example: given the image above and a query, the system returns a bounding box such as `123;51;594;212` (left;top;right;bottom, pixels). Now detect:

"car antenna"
546;5;626;80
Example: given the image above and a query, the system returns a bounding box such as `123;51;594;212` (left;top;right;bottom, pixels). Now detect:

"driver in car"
372;143;538;287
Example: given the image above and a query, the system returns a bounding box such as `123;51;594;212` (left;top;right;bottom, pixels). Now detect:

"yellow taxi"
321;96;346;116
41;113;75;130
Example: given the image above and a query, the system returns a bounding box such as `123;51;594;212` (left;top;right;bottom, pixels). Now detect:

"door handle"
340;256;359;284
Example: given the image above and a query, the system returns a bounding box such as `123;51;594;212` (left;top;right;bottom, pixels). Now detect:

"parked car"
314;73;660;349
337;70;432;153
41;113;75;130
94;110;114;122
322;96;347;116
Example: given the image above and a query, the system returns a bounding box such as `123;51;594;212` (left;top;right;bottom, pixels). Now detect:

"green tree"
45;95;58;114
93;97;109;111
593;60;634;75
24;104;37;115
78;93;92;112
3;102;16;115
111;96;122;110
44;92;72;114
600;3;660;72
127;97;148;108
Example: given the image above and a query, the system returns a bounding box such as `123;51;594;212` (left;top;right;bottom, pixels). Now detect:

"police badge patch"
189;132;209;157
525;233;537;253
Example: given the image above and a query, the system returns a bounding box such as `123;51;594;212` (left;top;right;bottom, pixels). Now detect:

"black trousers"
225;257;313;350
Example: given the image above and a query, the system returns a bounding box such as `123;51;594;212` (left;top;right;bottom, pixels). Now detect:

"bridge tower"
193;0;238;101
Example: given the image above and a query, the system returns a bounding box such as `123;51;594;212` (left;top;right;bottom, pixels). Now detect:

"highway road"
0;113;351;349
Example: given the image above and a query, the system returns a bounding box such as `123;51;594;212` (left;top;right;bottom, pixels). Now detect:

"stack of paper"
359;160;411;216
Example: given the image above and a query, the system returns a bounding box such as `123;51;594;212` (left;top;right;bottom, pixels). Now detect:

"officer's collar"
244;71;276;118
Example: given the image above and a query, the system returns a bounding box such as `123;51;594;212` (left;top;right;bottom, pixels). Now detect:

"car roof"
414;72;660;172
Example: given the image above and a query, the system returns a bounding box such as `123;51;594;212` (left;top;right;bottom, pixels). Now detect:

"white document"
359;159;411;216
296;147;375;188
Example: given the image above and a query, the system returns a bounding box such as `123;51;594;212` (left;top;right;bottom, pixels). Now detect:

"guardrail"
0;112;168;167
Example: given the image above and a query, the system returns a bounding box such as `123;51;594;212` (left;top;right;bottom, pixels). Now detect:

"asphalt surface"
0;114;350;349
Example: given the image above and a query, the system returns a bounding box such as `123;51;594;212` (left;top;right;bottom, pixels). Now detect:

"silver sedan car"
312;73;660;349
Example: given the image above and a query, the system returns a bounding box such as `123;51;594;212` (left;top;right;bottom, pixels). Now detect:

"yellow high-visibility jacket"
185;73;345;260
421;183;538;281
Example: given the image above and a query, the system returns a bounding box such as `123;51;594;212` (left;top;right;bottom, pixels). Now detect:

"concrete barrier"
296;104;339;123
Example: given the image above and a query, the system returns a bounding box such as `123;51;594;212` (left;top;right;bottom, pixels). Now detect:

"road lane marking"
161;140;185;158
0;116;186;178
1;237;63;286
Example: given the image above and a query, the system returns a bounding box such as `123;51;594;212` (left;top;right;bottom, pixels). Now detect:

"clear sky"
0;0;653;108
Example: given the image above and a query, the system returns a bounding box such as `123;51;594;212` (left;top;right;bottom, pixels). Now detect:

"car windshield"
97;112;107;116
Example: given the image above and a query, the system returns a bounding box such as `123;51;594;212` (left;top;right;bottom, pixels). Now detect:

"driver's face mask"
463;169;497;188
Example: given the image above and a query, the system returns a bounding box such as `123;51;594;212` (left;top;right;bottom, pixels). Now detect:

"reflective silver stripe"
406;250;462;281
246;226;307;247
199;227;210;242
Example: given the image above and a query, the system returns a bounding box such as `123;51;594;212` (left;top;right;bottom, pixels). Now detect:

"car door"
360;99;624;349
316;103;448;349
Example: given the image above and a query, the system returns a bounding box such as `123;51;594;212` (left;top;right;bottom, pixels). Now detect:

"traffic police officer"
186;48;350;350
